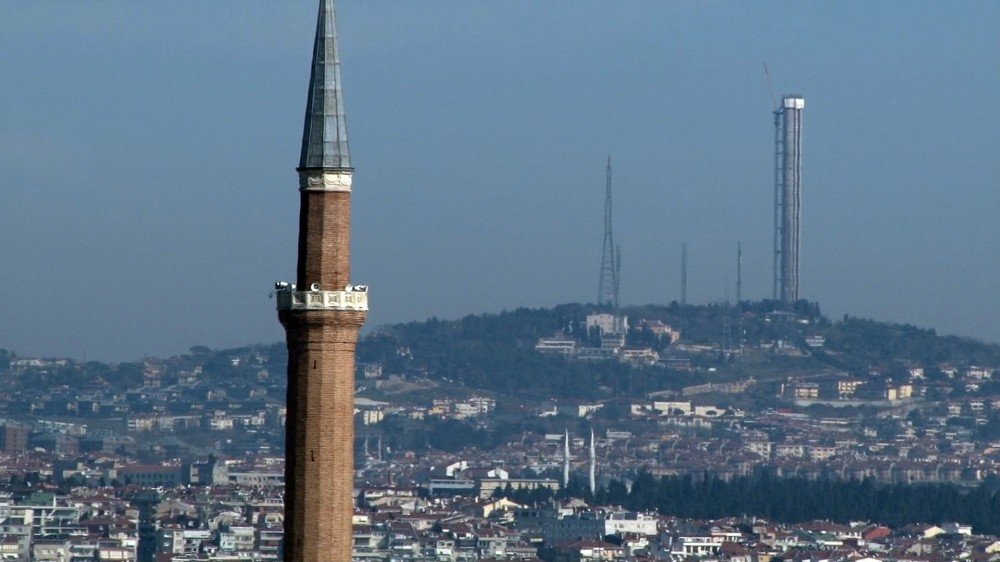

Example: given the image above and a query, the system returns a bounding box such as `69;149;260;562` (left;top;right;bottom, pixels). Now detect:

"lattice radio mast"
614;244;621;309
680;243;688;306
737;242;744;359
598;157;618;308
736;242;743;304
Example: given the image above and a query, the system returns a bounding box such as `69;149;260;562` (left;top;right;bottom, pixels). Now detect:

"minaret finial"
300;0;350;171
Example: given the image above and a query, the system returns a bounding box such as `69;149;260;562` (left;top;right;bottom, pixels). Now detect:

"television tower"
773;95;804;304
274;2;368;562
598;157;618;308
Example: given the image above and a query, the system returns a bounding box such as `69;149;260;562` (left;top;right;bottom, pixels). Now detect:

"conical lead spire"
299;0;350;171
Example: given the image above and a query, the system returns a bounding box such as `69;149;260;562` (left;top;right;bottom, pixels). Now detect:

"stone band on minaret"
276;2;366;562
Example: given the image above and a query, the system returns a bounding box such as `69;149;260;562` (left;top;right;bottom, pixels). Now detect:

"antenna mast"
614;245;622;309
736;242;743;303
723;276;731;356
598;157;617;307
680;243;688;306
737;242;744;360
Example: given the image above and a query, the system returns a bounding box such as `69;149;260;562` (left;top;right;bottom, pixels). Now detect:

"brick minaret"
275;2;367;562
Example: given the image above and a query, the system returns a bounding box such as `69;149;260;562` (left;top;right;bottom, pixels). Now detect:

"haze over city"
1;1;997;361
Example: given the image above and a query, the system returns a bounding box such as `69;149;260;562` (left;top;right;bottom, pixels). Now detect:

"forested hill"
356;301;1000;400
4;301;998;402
359;305;643;398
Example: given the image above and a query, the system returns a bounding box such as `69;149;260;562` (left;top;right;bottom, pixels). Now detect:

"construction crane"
764;63;783;301
762;62;778;110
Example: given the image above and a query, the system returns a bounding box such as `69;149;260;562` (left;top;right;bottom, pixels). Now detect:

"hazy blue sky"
1;1;997;361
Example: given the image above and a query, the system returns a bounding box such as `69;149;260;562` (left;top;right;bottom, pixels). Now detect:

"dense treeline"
497;472;1000;534
372;417;507;453
628;472;1000;533
359;305;704;399
823;317;1000;370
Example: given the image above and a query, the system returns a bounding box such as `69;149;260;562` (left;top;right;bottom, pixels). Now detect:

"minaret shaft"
296;190;353;290
280;310;364;562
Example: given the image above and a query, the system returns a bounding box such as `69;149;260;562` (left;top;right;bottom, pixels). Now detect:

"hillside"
3;301;998;404
355;301;1000;401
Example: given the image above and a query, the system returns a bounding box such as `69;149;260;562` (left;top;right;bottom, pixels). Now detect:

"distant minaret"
588;429;596;495
563;429;571;487
275;2;367;562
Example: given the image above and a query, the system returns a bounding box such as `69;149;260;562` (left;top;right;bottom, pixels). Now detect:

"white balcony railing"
275;285;368;312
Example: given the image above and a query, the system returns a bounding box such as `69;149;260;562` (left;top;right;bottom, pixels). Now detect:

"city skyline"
1;1;997;360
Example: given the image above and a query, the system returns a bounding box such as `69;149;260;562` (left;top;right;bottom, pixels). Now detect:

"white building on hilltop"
586;314;628;335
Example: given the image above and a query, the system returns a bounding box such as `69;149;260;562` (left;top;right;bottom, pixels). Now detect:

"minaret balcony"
275;284;368;312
